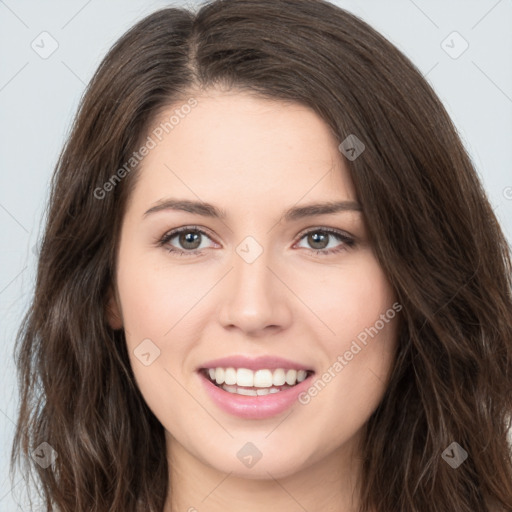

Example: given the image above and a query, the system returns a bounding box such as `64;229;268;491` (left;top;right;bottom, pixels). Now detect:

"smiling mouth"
199;367;315;396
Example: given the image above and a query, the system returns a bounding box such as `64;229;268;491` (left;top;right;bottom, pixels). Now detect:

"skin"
107;88;399;512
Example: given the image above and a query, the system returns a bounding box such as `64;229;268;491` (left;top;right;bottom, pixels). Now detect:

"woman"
11;0;512;511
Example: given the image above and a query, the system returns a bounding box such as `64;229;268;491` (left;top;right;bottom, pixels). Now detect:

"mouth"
198;367;315;396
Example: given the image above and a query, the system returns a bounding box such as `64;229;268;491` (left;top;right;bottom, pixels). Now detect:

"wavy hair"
11;0;512;510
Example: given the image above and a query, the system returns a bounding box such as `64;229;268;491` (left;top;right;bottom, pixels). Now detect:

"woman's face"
107;89;400;479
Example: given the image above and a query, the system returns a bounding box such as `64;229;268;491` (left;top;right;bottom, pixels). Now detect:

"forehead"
129;90;357;213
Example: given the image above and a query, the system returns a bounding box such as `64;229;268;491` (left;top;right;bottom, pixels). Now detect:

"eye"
157;226;356;258
158;226;217;257
294;228;355;256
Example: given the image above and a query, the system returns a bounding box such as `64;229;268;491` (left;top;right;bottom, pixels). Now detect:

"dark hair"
11;0;512;510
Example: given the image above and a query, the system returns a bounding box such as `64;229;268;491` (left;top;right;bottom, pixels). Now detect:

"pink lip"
198;355;313;371
198;371;314;419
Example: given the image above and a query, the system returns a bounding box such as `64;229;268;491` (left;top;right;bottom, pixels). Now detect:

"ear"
105;286;123;330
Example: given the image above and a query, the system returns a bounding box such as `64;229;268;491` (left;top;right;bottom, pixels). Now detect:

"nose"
217;246;293;337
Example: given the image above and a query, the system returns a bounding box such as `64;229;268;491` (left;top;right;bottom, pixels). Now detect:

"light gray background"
1;0;511;510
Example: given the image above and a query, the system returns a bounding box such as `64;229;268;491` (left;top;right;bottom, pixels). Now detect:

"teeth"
297;369;307;382
224;368;237;385
237;368;254;387
215;367;225;385
285;369;297;385
254;369;273;387
206;367;311;388
272;368;286;386
222;384;292;395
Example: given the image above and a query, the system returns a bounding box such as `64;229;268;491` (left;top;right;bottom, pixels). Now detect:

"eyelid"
294;225;352;240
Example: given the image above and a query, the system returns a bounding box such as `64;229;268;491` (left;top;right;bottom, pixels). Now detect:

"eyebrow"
143;198;362;221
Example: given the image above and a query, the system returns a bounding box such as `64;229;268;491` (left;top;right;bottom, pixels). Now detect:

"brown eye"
295;228;355;255
177;231;202;250
307;231;330;250
159;226;216;256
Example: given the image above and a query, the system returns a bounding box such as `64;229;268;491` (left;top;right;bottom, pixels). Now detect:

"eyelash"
157;225;356;258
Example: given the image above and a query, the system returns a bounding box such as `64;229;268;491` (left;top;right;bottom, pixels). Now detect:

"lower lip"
198;370;314;420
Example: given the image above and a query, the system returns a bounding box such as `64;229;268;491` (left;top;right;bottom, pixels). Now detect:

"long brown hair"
11;0;512;510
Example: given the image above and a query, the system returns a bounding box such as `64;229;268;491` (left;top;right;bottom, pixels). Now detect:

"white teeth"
221;384;292;395
215;367;225;385
224;367;237;385
236;368;254;387
205;367;311;389
254;369;273;387
236;387;258;396
285;369;297;385
272;368;286;386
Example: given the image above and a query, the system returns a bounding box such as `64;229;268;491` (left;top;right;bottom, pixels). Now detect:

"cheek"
301;249;397;343
299;250;399;414
116;255;202;425
116;252;199;342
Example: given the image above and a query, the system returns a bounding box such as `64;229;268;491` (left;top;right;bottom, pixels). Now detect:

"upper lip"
198;355;314;372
